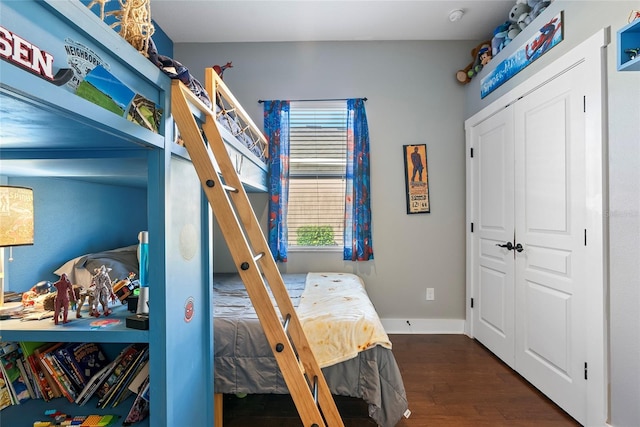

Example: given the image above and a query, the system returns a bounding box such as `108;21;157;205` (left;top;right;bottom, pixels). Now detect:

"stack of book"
0;341;150;423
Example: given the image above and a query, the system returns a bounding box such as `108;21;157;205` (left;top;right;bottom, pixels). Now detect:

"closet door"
470;106;516;368
513;63;587;424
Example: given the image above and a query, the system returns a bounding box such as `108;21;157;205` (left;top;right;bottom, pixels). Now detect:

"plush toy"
467;43;492;80
491;0;534;57
509;0;531;24
456;41;492;84
529;0;551;20
491;21;511;56
519;0;552;29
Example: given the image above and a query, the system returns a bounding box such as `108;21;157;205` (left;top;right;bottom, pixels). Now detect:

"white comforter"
297;272;392;367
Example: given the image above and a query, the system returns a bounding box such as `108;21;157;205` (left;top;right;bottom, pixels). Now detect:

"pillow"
54;245;139;289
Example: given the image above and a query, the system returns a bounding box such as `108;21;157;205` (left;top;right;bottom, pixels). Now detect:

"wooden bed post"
214;393;223;427
172;70;344;427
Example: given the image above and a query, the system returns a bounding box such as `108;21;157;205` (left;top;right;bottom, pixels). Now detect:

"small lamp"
0;186;34;307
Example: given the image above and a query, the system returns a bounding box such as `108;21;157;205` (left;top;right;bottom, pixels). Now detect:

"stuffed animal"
491;0;533;57
529;0;551;20
491;21;511;56
456;41;492;84
519;0;552;29
509;0;531;24
467;43;492;80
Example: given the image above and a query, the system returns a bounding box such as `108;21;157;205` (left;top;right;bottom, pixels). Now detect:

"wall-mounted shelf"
617;18;640;71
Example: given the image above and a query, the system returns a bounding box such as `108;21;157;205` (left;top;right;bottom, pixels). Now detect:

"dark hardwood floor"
221;334;582;426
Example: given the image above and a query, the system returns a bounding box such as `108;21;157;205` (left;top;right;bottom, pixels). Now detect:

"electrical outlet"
426;288;435;301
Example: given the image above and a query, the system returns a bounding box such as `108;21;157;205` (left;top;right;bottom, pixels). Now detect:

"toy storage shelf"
0;305;149;343
617;18;640;71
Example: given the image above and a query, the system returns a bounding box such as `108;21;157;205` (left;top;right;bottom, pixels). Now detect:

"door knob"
496;242;514;250
515;243;524;252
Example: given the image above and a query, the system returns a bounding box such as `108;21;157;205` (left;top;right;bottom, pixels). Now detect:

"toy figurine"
89;265;117;317
73;285;89;318
212;62;233;79
625;47;640;61
53;274;76;325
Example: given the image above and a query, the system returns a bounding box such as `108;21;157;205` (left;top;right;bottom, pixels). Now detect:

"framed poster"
403;144;430;214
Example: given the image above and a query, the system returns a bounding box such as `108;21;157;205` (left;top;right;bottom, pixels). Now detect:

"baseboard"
381;318;465;334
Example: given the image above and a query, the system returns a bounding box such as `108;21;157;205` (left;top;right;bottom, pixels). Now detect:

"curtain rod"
258;97;367;104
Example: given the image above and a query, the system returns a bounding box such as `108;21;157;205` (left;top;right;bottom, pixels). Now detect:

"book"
63;342;109;387
15;357;37;399
96;343;146;408
122;375;150;426
0;342;18;356
25;352;56;401
53;345;85;393
18;342;50;400
126;359;149;395
75;363;113;406
0;348;31;404
33;344;63;400
109;347;149;408
0;365;13;409
42;346;78;403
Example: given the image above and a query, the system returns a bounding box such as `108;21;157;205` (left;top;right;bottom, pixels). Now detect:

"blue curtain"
344;98;374;261
264;101;290;262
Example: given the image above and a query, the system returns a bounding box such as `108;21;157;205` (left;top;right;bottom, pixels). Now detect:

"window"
287;101;347;247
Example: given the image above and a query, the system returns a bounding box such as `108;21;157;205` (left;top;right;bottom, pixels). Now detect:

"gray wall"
465;2;640;426
175;40;471;324
176;2;640;424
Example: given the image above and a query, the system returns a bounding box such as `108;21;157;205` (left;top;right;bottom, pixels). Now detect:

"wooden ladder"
171;69;345;427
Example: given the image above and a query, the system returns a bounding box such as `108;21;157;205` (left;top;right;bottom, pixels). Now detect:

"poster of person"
403;144;430;214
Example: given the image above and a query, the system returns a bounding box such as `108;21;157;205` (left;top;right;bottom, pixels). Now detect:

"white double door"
469;64;588;424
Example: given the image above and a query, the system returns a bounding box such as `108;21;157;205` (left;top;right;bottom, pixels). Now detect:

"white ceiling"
150;0;516;43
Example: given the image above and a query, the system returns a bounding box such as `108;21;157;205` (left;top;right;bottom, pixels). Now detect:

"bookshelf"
0;1;214;426
617;18;640;71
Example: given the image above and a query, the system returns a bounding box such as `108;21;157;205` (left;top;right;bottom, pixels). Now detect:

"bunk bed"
171;66;409;426
2;2;405;426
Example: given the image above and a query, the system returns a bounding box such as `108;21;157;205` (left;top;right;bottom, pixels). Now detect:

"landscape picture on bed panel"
76;65;134;117
75;65;162;133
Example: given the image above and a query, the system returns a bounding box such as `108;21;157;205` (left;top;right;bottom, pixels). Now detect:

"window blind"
288;101;347;247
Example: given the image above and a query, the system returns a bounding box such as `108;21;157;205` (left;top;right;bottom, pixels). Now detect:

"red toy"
212;61;233;79
53;273;76;324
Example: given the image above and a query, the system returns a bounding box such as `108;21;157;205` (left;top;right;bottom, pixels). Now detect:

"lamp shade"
0;186;34;247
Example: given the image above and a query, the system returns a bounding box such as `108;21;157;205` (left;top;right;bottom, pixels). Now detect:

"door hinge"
471;298;474;308
584;229;587;246
470;147;474;158
584;362;588;380
471;222;474;233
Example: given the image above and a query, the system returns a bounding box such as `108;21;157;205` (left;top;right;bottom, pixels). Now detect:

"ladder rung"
222;183;238;193
204;179;238;194
312;375;318;404
282;313;291;332
253;252;265;262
